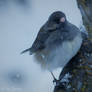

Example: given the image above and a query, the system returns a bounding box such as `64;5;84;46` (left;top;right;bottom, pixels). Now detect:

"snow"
0;0;83;92
60;73;71;83
90;65;92;68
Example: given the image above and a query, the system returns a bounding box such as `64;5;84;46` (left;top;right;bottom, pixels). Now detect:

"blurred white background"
0;0;82;92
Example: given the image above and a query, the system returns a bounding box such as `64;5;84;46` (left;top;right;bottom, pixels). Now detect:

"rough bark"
53;0;92;92
77;0;92;40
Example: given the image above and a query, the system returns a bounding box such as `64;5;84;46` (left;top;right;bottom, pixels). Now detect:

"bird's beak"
60;17;65;22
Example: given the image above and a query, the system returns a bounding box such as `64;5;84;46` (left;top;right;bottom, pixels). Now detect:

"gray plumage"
21;11;83;71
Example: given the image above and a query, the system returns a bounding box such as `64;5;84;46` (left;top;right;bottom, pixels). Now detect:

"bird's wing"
29;20;60;52
28;25;51;54
21;22;58;54
21;26;48;54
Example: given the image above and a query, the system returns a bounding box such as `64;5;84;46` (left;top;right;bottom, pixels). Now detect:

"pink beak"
60;17;65;22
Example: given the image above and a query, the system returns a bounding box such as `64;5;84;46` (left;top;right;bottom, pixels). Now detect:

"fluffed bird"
21;11;83;71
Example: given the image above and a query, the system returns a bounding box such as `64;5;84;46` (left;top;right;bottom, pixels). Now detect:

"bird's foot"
50;71;60;86
53;78;62;87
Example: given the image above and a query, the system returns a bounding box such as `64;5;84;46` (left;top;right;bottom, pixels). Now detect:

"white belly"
44;34;82;70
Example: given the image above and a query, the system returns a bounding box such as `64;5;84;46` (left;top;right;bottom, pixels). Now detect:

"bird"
21;11;83;71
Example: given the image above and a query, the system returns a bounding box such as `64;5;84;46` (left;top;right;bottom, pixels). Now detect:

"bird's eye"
54;19;60;24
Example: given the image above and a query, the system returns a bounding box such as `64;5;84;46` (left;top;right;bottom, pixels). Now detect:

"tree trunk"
77;0;92;40
54;0;92;92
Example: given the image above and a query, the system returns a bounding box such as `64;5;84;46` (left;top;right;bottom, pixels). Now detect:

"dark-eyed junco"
21;11;83;71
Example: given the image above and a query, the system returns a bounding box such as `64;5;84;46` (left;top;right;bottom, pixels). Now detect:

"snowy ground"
0;0;82;92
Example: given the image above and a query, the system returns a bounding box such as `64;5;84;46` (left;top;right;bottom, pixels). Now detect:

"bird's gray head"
49;11;67;25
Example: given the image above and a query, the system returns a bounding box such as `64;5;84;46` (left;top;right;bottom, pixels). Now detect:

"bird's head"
49;11;67;25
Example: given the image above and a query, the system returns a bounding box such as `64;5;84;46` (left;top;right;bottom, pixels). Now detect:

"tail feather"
21;48;30;54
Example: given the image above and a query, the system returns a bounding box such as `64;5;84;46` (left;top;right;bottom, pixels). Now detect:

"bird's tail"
21;48;30;54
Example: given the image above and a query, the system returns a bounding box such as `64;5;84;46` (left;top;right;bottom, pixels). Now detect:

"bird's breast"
34;33;82;71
